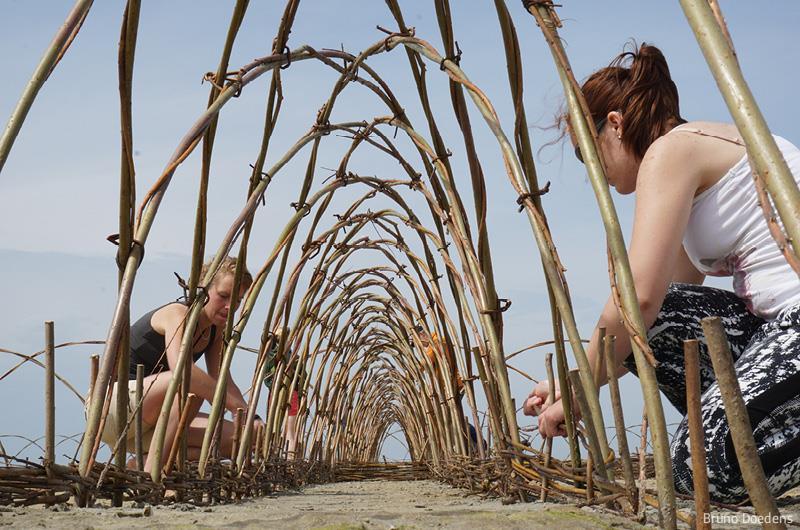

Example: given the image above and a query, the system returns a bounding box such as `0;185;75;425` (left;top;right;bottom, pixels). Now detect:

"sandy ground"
4;479;648;529
5;479;800;529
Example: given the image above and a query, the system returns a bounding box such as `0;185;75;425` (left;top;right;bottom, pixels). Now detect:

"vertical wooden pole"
604;335;637;512
702;317;784;529
586;453;594;501
638;412;648;523
178;355;192;473
684;340;711;530
231;408;244;465
134;364;144;473
89;354;99;398
540;352;555;501
164;393;197;474
113;330;129;507
44;321;55;471
568;370;608;479
253;423;263;467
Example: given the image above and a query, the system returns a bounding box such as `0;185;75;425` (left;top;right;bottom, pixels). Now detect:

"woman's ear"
607;110;623;137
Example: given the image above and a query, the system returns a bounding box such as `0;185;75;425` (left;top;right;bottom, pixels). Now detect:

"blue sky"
1;1;799;462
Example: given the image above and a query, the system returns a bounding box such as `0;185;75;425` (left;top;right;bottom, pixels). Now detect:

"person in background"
94;256;256;472
415;325;481;452
262;326;302;458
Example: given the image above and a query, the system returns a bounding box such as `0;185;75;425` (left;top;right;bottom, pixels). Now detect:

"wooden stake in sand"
164;393;198;474
89;354;99;399
135;364;144;473
604;335;637;512
567;369;607;481
231;408;244;466
683;340;710;530
540;352;556;502
44;321;55;472
701;317;785;529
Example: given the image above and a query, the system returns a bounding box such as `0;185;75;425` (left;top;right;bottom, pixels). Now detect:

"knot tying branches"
201;71;223;91
249;164;271;204
343;58;359;81
173;272;208;305
290;201;312;217
336;170;356;185
522;0;563;27
312;119;332;136
376;25;414;51
429;149;453;168
408;172;423;189
281;45;292;70
516;181;550;211
106;233;145;269
232;68;245;97
223;329;242;348
440;41;462;71
301;241;322;259
480;298;512;314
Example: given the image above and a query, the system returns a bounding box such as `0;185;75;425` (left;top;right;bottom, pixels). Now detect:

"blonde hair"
200;256;253;290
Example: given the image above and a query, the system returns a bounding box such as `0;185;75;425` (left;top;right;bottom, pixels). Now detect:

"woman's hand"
538;399;570;438
522;380;561;417
225;392;248;413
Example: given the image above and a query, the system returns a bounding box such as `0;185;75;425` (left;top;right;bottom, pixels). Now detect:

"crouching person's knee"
670;419;749;504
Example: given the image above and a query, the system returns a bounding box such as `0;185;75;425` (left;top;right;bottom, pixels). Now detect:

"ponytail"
578;42;685;158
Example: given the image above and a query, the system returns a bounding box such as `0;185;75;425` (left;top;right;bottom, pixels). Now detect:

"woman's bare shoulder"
150;303;188;334
642;121;742;178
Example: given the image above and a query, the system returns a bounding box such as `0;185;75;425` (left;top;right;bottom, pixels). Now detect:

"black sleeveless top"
128;303;217;379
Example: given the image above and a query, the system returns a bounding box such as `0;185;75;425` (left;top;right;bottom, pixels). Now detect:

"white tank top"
681;127;800;320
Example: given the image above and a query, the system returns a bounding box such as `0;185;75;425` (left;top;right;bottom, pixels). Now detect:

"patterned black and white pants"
623;283;800;503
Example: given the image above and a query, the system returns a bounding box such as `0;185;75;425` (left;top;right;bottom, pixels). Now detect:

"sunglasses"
574;117;607;164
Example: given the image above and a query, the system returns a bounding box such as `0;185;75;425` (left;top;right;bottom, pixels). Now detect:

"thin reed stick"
604;335;636;512
89;354;99;398
586;454;594;502
164;393;197;475
44;322;55;470
134;364;144;473
540;352;555;501
638;411;648;523
567;370;607;479
683;340;710;530
178;342;193;474
231;408;244;466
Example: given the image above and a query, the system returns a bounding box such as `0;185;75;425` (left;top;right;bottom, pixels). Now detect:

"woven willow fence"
1;1;798;529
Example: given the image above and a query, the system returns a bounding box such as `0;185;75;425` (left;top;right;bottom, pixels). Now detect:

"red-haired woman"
523;43;800;503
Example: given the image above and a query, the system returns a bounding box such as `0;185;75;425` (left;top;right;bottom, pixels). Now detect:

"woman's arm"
592;132;703;384
539;133;704;436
